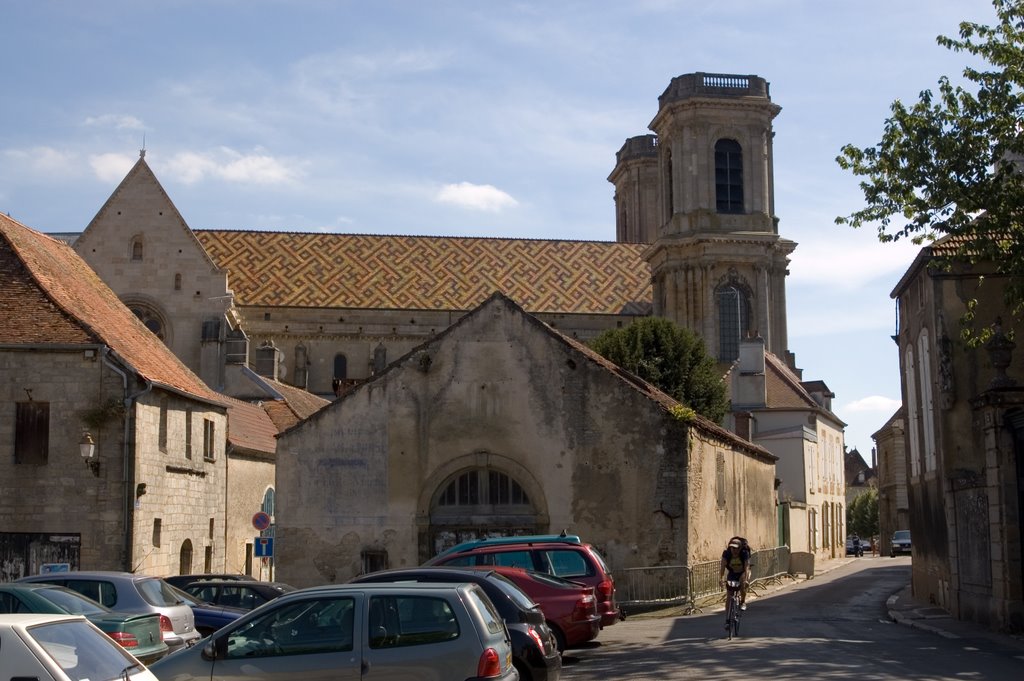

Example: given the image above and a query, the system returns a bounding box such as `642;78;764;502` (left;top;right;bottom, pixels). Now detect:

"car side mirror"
201;640;219;660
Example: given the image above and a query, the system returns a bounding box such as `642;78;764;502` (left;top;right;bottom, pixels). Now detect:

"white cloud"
788;235;922;290
435;182;518;212
160;148;302;186
842;395;902;413
89;153;136;183
82;114;145;131
4;146;79;176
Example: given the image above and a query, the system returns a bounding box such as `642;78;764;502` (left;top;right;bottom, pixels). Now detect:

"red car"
425;534;620;627
470;566;599;652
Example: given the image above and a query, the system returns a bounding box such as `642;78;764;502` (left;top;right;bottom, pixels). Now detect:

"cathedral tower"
612;72;796;362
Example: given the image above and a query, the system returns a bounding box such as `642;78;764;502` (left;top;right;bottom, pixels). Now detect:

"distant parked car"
150;582;520;680
351;566;561;680
17;571;201;652
425;533;620;627
0;583;169;665
163;573;251;590
167;586;248;637
890;530;912;557
179;579;295;611
0;613;159;681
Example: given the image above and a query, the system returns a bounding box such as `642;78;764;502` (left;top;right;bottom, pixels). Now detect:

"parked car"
17;570;202;652
845;535;864;557
351;566;560;680
163;573;251;590
150;582;520;680
167;585;248;637
179;579;295;611
0;613;158;681
479;566;600;652
891;530;912;557
0;583;170;664
425;533;620;627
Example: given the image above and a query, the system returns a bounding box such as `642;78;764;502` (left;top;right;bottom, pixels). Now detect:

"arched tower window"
716;284;749;361
130;237;144;261
714;139;743;213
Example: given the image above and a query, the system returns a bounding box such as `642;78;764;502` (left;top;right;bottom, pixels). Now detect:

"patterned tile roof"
0;213;225;406
195;230;653;314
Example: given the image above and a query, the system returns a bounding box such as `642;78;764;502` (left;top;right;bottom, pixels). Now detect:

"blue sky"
0;0;999;456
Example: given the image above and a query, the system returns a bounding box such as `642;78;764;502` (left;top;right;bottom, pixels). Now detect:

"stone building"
872;408;908;557
0;213;229;578
275;293;778;587
891;235;1024;631
67;71;847;569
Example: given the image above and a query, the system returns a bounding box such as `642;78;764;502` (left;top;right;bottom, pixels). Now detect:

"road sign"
254;537;274;557
252;511;272;531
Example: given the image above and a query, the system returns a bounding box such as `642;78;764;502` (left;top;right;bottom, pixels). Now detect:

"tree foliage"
847;488;880;539
589;316;730;422
836;0;1024;330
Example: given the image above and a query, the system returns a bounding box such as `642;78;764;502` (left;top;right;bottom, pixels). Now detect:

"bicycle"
724;578;743;640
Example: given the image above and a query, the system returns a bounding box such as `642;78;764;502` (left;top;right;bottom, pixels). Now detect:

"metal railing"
616;546;791;615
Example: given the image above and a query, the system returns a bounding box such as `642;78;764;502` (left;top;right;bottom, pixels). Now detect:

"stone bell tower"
611;72;796;363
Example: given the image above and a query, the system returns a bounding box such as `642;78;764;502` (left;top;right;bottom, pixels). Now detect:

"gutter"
101;347;152;573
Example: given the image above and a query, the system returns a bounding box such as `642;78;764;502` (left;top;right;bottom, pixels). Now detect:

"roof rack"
436;534;582;558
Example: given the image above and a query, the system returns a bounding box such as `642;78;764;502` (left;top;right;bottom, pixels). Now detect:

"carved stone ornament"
986;318;1017;389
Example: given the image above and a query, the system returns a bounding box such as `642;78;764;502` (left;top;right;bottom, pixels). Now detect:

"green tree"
847;488;880;539
836;0;1024;336
589;317;729;422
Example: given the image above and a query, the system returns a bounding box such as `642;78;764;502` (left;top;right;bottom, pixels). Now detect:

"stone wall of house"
0;349;128;574
273;295;777;588
222;454;276;578
128;389;227;578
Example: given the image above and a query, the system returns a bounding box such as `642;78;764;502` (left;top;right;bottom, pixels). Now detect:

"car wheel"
550;624;567;654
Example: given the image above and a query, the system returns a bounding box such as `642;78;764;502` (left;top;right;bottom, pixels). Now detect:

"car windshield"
31;619;141;678
167;585;208;606
485;573;541;610
137;578;186;607
893;531;911;541
35;587;109;616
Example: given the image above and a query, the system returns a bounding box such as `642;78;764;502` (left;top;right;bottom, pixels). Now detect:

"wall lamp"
80;431;100;477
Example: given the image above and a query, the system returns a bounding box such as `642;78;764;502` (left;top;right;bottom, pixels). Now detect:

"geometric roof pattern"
195;230;653;315
0;213;224;406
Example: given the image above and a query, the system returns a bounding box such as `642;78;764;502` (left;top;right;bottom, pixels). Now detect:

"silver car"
16;571;201;652
150;582;520;680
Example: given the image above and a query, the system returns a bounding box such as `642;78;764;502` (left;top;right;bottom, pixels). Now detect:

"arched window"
334;354;348;381
260;488;275;538
716;284;749;361
437;469;530;509
179;539;193;575
128;303;166;341
714;139;743;213
130;237;144;261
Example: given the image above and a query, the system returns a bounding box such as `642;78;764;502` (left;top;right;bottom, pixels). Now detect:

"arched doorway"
179;539;193;575
429;467;540;556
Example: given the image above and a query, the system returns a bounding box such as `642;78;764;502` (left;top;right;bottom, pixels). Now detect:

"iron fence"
615;546;792;615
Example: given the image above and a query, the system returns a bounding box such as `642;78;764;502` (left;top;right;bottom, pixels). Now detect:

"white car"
0;613;158;681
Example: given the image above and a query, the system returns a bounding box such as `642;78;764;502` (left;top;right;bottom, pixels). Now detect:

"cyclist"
719;537;751;610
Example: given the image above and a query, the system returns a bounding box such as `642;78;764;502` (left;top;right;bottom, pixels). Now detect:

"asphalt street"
558;557;1024;680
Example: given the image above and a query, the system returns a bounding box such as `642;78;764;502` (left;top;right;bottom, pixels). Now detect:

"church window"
438;469;530;508
716;284;749;361
15;401;49;465
128;304;166;341
131;237;143;261
714;139;743;213
334;354;348;380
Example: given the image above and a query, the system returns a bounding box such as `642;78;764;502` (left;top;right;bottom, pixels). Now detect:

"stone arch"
416;452;549;560
123;295;171;345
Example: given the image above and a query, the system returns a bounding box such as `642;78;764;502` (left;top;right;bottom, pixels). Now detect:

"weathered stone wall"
275;296;776;588
222;454;275;577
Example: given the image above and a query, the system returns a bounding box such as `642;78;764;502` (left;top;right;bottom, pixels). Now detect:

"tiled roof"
0;213;224;406
195;230;653;314
764;352;821;410
222;396;278;456
259;377;331;432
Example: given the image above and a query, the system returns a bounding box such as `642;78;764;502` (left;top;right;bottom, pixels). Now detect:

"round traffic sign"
252;511;272;531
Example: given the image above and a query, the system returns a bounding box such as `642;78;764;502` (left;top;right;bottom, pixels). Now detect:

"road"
559;558;1024;679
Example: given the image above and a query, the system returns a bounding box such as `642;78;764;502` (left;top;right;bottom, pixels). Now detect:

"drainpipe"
101;347;152;572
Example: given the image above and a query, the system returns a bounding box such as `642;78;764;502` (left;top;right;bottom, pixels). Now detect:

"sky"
0;0;1002;457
